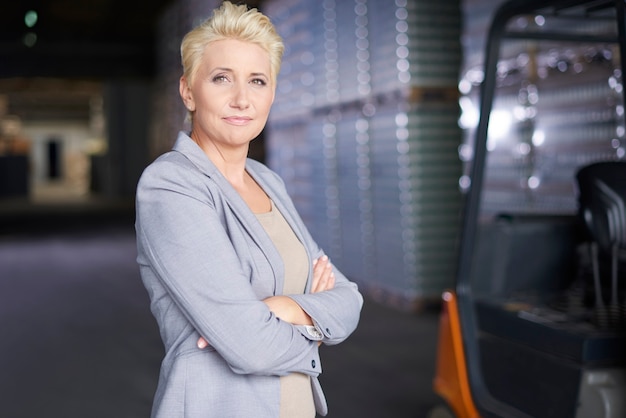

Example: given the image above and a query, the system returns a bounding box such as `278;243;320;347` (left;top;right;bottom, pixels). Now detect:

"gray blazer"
135;132;363;417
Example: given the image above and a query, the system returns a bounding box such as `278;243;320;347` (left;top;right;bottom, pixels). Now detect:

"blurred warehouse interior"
2;0;618;311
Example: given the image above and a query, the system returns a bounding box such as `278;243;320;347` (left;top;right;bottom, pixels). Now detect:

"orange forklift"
432;0;626;417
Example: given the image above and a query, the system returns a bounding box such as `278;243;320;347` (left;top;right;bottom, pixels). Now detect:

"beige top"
255;201;315;418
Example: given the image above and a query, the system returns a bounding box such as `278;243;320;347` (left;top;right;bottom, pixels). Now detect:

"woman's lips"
224;116;252;125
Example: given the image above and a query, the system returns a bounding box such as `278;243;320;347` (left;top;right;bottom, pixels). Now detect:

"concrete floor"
0;203;442;417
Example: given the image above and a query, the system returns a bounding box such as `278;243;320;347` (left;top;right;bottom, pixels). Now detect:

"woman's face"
181;38;275;151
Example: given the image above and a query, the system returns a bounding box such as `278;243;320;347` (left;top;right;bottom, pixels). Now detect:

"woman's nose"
230;83;250;109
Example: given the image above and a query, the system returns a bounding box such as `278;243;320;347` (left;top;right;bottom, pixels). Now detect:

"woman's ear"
179;76;195;111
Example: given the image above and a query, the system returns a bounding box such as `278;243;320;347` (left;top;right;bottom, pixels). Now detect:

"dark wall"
92;80;151;198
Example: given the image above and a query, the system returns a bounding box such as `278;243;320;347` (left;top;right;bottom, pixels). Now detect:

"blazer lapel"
171;132;285;293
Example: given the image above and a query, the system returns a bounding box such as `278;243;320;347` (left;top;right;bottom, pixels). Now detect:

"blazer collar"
171;130;308;247
170;131;267;222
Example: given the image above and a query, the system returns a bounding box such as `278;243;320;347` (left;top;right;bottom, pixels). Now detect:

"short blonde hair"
180;1;284;87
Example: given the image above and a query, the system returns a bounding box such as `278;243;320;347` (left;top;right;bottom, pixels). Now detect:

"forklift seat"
576;161;626;254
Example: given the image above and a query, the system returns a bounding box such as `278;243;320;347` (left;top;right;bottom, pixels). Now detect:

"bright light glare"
532;130;545;146
534;15;545;26
458;79;472;95
24;10;38;28
528;176;541;189
487;110;512;148
459;96;478;129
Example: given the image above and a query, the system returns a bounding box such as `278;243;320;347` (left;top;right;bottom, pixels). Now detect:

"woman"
135;2;363;417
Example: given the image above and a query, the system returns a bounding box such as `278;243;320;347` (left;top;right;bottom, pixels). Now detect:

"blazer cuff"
295;324;324;341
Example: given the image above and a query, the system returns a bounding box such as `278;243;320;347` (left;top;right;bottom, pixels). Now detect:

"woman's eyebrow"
211;67;233;73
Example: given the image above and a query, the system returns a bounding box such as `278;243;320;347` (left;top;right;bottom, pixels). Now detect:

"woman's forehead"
202;39;270;65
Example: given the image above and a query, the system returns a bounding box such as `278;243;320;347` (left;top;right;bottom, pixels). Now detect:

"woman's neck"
190;131;249;184
198;140;270;213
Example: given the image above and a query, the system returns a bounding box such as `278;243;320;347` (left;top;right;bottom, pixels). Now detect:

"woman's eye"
251;78;267;86
212;75;228;83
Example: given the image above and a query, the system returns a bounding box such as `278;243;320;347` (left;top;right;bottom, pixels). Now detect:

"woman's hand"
197;255;335;349
311;255;335;293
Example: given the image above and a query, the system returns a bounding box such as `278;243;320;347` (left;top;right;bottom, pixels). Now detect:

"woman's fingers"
311;255;335;293
311;256;326;293
197;337;209;349
327;269;335;290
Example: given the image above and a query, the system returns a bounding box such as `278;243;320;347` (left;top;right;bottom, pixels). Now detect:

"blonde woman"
135;2;363;417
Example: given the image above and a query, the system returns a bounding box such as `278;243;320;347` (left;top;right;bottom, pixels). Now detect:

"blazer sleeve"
135;155;321;378
290;261;363;347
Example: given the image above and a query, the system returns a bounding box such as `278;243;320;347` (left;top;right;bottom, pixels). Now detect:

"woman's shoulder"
142;131;216;177
137;149;215;200
141;150;198;179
